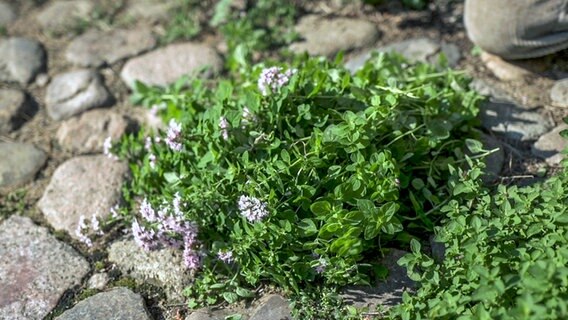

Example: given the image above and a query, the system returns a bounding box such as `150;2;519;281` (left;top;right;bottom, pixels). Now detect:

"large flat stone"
0;1;16;27
108;238;190;302
550;78;568;108
120;0;176;23
345;38;460;73
480;101;555;141
55;287;151;320
56;109;137;154
120;42;223;88
46;69;112;121
0;37;46;84
0;215;89;320
37;155;129;239
36;0;93;35
66;28;157;67
0;88;36;134
341;249;415;310
250;294;291;320
0;142;46;188
532;124;568;165
289;15;379;57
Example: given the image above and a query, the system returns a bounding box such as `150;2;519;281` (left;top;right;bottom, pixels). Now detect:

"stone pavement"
0;1;566;319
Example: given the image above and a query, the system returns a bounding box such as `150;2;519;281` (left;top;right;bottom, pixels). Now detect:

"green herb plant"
390;162;568;320
116;52;485;318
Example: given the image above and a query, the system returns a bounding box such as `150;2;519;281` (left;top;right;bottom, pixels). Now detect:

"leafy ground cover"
106;50;489;318
391;155;568;320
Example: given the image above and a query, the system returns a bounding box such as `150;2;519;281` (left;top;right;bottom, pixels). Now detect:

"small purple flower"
219;116;229;141
75;215;92;247
165;119;182;151
172;192;184;217
132;219;158;251
237;195;269;223
217;250;234;263
91;215;103;235
183;247;202;270
258;66;296;96
103;137;118;160
144;136;153;150
148;154;157;169
315;258;327;274
140;198;157;222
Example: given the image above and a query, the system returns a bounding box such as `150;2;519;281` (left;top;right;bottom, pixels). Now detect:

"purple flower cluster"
257;66;296;96
132;196;202;270
315;257;327;274
237;195;269;223
219;116;229;141
103;137;118;160
217;250;234;263
75;215;104;247
165;119;182;151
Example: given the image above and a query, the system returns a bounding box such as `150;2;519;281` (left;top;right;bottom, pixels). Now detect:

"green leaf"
223;292;239;304
236;287;255;297
298;219;318;237
310;201;331;216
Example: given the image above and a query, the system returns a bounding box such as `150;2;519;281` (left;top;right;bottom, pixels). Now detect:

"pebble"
345;38;461;73
480;52;532;81
289;15;380;57
341;249;415;310
55;287;151;320
0;216;89;320
56;109;136;154
550;78;568;108
87;273;109;290
479;100;555;141
0;37;46;84
0;142;46;188
45;69;112;121
66;28;157;67
120;42;223;88
250;294;292;320
120;0;176;23
532;124;568;165
0;1;16;27
108;238;190;302
37;155;129;239
36;0;94;35
0;88;36;134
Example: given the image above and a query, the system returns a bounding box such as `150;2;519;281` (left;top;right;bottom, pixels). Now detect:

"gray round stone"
55;287;151;320
120;42;223;88
250;295;291;320
479;101;555;141
289;15;379;57
0;142;46;188
532;124;568;165
37;155;129;239
36;0;93;35
120;0;176;23
46;69;112;121
0;88;36;133
0;1;16;27
0;37;46;84
56;109;136;154
0;215;89;320
108;238;190;302
550;78;568;108
65;28;157;67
